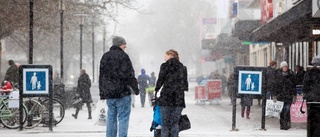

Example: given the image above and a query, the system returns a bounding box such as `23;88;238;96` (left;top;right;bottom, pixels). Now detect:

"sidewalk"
0;82;307;137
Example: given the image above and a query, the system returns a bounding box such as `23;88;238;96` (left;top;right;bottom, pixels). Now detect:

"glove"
292;96;297;104
133;87;139;95
273;96;277;103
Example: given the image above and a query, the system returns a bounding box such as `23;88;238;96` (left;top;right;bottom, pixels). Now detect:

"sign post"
19;65;53;131
232;66;266;131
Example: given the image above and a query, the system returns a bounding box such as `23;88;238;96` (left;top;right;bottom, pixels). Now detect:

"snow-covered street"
0;82;306;137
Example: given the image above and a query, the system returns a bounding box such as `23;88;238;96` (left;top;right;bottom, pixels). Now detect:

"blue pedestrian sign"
238;70;262;95
20;65;52;96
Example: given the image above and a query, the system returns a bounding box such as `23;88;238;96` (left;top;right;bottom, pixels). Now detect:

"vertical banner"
290;96;307;123
261;0;273;23
207;80;222;100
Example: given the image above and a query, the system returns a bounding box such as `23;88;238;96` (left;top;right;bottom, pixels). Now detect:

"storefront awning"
251;0;320;44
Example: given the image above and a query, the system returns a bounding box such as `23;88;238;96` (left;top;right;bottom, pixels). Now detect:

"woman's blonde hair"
166;49;179;60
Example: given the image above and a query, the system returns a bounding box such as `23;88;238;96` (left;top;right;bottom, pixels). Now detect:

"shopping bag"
265;99;284;118
93;100;107;126
179;114;191;131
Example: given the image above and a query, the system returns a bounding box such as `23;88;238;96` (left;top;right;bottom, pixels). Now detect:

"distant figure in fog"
53;71;61;85
4;60;19;86
72;69;92;120
138;68;150;108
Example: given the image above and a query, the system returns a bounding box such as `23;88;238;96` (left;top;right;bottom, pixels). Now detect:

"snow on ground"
0;82;307;137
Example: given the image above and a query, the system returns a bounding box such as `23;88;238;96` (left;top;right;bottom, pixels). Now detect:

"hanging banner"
261;0;273;23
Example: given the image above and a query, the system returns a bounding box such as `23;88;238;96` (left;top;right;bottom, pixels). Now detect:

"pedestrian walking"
266;61;277;99
72;69;93;119
138;68;150;107
146;72;156;107
303;56;320;136
273;61;296;130
99;36;139;137
4;60;19;86
240;95;253;119
227;73;236;105
155;49;188;137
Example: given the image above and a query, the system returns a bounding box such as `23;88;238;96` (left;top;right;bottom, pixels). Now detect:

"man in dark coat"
72;69;92;119
303;56;320;136
4;60;19;86
99;36;139;137
273;61;296;130
266;61;277;99
155;49;188;137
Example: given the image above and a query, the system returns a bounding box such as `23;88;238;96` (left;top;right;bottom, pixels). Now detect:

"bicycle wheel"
42;98;65;125
24;99;44;129
0;102;27;129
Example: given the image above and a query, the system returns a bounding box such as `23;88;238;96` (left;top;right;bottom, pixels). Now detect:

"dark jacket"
99;46;139;99
295;70;305;85
77;73;92;103
303;67;320;102
266;66;276;92
227;74;236;97
4;64;19;84
138;69;150;89
155;58;188;108
273;69;296;103
240;95;253;107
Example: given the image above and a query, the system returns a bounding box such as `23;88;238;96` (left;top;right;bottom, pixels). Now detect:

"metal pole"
29;0;33;64
80;24;83;70
103;27;106;53
92;22;95;82
60;1;64;82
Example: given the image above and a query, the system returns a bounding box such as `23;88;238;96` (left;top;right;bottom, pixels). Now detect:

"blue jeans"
160;106;183;137
106;95;131;137
280;102;291;129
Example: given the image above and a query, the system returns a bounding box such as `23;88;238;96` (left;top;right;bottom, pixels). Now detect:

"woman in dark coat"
72;69;92;119
273;61;296;130
155;49;188;137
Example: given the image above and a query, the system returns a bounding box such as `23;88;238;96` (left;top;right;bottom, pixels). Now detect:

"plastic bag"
93;100;107;126
265;99;284;118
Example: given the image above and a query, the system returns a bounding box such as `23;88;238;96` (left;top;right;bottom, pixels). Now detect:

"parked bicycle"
0;91;27;129
37;97;65;126
23;98;44;129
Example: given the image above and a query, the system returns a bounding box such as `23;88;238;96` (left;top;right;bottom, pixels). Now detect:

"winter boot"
72;108;79;119
241;107;245;118
88;111;92;119
246;107;251;119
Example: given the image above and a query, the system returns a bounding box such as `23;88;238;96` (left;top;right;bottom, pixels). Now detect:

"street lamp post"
80;23;83;70
91;20;95;82
60;0;65;83
103;27;106;53
75;12;87;70
29;0;34;64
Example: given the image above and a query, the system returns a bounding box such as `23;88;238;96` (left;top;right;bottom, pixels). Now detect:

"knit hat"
280;61;288;68
311;56;320;66
112;36;126;46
